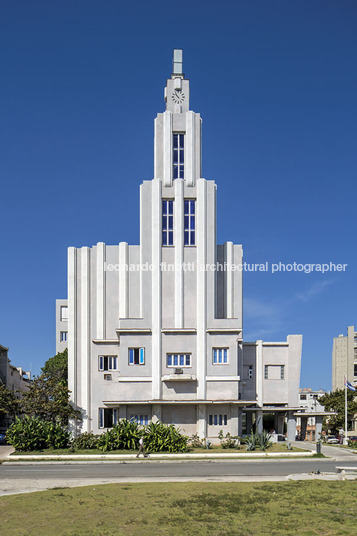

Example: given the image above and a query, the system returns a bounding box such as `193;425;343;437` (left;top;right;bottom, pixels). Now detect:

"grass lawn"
0;481;356;536
10;443;308;456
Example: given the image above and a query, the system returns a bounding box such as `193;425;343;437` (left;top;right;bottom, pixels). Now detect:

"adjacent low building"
57;50;303;442
296;388;326;441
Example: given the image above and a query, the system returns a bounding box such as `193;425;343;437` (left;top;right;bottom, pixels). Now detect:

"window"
213;348;228;364
265;365;285;380
184;200;195;246
132;415;149;425
173;133;184;179
60;306;68;321
300;394;307;401
162;200;174;246
280;365;285;379
354;364;357;377
60;331;68;342
167;354;191;367
99;408;118;429
208;414;228;426
99;356;118;371
248;365;253;380
129;348;145;365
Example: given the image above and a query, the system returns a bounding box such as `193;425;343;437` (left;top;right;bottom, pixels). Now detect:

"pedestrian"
136;436;148;458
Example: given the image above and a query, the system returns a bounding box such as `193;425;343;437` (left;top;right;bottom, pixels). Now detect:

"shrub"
6;416;70;451
218;430;240;449
188;433;205;449
244;431;272;451
144;421;189;453
347;440;357;449
71;432;100;450
97;419;141;452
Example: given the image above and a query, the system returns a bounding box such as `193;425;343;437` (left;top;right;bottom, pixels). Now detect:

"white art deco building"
57;50;303;442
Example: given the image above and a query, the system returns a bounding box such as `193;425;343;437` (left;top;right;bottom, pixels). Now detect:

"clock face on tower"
171;89;185;104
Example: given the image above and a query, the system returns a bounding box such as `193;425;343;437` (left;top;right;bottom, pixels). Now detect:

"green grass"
0;481;356;535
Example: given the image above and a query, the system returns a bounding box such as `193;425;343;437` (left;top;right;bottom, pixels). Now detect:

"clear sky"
1;0;356;389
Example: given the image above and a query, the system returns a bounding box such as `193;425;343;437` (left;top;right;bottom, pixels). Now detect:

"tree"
0;385;21;419
319;389;357;432
41;348;68;384
21;374;81;425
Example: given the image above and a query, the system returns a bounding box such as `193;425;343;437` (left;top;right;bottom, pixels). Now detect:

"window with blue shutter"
162;200;174;246
184;199;195;246
129;348;145;365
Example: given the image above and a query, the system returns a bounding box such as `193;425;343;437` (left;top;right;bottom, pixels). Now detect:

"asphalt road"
0;458;349;480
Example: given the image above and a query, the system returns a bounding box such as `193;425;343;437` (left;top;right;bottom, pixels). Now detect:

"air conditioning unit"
104;374;112;381
174;368;183;374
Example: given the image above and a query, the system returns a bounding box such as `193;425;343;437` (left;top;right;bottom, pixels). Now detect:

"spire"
172;49;183;77
165;49;189;113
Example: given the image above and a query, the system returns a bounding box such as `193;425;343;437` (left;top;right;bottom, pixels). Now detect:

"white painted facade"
57;51;303;441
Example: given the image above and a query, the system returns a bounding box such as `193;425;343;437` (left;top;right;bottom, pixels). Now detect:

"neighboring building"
58;50;303;441
332;326;357;391
0;343;31;431
296;388;326;441
56;300;68;354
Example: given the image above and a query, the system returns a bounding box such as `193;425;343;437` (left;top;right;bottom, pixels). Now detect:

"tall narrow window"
184;200;195;246
162;200;174;246
173;133;184;179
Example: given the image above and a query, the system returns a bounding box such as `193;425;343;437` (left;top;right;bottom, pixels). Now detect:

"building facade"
332;326;357;391
58;51;303;441
296;388;326;441
0;343;31;432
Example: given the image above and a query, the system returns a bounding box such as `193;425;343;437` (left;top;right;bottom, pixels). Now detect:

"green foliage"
244;431;272;451
21;374;81;425
41;349;68;384
347;440;357;449
319;389;357;432
145;421;189;453
0;385;21;418
96;419;189;453
97;419;141;452
188;433;204;448
71;432;100;450
6;416;70;451
218;430;240;449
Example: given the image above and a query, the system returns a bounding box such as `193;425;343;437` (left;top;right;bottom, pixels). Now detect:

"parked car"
325;435;339;444
0;433;6;445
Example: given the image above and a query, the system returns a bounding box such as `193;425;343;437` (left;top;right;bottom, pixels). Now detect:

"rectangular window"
99;408;117;429
60;306;68;321
248;365;253;380
132;415;149;426
184;199;195;246
129;348;145;365
213;348;228;364
209;414;228;426
60;331;68;342
354;364;357;377
167;354;191;368
99;356;118;371
162;200;174;246
173;133;184;179
265;365;285;380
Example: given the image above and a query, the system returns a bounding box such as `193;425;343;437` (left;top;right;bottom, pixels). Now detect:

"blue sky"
1;0;356;389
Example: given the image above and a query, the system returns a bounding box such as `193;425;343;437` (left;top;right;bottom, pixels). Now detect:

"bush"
244;431;272;451
218;430;240;449
6;416;70;451
347;440;357;449
145;421;189;453
71;432;100;450
97;419;141;452
188;433;205;449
